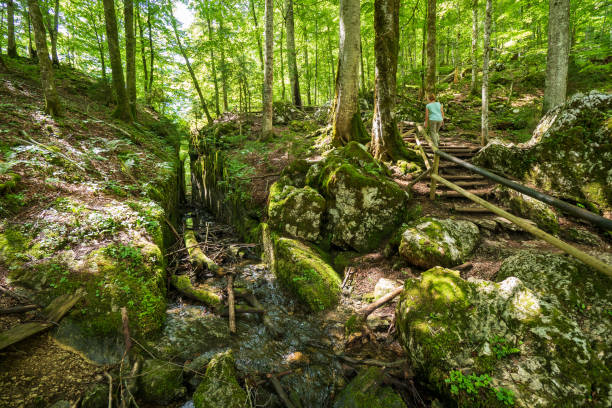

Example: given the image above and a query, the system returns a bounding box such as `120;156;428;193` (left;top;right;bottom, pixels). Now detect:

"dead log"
184;222;221;275
170;275;222;309
234;288;281;338
227;274;236;334
360;286;404;318
0;305;38;315
268;375;297;408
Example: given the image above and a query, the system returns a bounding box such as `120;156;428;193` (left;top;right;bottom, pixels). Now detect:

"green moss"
138;359;185;404
333;367;407;408
171;275;221;308
193;350;247;408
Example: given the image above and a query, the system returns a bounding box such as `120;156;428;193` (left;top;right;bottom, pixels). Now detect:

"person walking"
424;93;445;147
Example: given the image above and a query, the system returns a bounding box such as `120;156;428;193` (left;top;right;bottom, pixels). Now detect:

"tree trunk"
330;0;364;146
169;6;212;124
102;0;132;121
279;26;285;101
206;0;220;116
90;9;107;84
419;8;426;100
28;0;62;116
470;0;478;94
425;0;436;95
219;20;229;112
314;17;319;104
542;0;570;113
50;0;59;66
304;28;311;105
26;7;35;59
249;0;264;69
360;38;366;94
262;0;274;137
481;0;492;145
136;1;148;97
125;0;136;117
371;0;407;161
284;0;301;107
327;30;335;100
7;0;17;57
147;0;154;102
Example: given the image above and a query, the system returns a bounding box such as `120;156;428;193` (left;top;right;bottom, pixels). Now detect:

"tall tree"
284;0;301;107
425;0;436;94
249;0;264;69
262;0;274;137
125;0;137;116
481;0;492;145
371;0;409;160
470;0;478;93
102;0;132;121
89;7;107;84
28;0;62;116
49;0;59;66
330;0;365;145
146;0;154;103
136;1;148;97
168;4;212;124
542;0;570;113
7;0;17;57
205;0;220;116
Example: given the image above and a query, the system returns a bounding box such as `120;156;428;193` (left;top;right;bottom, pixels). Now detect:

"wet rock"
138;359;186;404
333;366;406;408
193;350;248;408
398;217;480;269
268;179;326;243
560;226;602;247
262;224;341;311
366;314;391;331
81;384;109;408
396;266;611;407
474;92;612;211
493;185;559;234
373;278;397;300
306;142;409;252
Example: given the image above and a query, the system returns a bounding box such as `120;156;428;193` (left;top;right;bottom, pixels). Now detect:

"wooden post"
429;153;440;200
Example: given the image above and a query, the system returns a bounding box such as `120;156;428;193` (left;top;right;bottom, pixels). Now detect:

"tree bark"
330;0;364;146
249;0;264;69
206;0;220;116
136;1;148;97
284;0;301;107
542;0;570;113
262;0;274;137
304;28;311;105
125;0;137;117
102;0;132;121
419;7;426;99
219;19;229;112
481;0;492;146
279;26;285;101
371;0;407;161
314;16;318;105
425;0;437;95
470;0;478;93
7;0;17;57
90;8;107;84
50;0;59;66
146;0;154;103
169;6;212;124
28;0;62;116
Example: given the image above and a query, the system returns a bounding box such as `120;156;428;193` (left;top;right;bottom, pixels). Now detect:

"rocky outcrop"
396;265;612;407
493;185;559;234
398;217;480;269
262;224;341;311
473;92;612;211
193;350;248;408
333;367;406;408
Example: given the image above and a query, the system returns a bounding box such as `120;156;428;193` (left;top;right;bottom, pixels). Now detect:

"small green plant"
494;387;515;406
491;336;521;359
445;370;516;406
575;300;587;312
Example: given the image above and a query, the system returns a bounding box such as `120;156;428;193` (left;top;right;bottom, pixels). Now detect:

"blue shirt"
426;102;443;121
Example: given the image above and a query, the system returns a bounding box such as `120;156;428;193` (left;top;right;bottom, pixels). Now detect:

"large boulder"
333;367;407;408
306;142;409;253
396;266;612;407
138;359;186;404
398;217;480;269
262;223;341;311
193;350;248;408
473;92;612;211
268;178;326;242
493;186;559;234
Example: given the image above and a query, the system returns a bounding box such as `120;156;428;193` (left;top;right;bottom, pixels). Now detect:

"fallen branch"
170;275;222;309
184;226;222;275
360;286;404;318
234;288;281;338
336;355;407;368
454;262;473;271
15;134;87;172
0;305;38;315
268;375;297;408
341;267;355;289
219;306;265;316
227;273;236;334
104;371;113;408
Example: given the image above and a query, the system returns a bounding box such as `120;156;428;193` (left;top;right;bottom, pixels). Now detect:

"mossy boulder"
396;266;611;407
193;350;248;408
262;223;341;311
473;92;612;211
398;217;480;269
268;179;326;242
306;142;408;253
493;185;559;234
333;367;407;408
138;359;186;404
80;384;109;408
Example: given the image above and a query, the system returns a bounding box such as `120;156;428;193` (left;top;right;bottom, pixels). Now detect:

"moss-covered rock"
80;384;109;408
171;274;222;308
333;367;407;408
193;350;248;408
262;223;341;311
493;186;559;234
398;217;480;269
138;359;186;404
474;92;612;211
268;179;326;242
396;266;611;407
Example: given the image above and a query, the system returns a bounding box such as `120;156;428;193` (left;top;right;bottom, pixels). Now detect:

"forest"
0;0;611;407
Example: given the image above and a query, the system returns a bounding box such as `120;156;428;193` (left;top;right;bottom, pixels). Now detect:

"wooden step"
428;180;490;188
453;206;493;213
441;174;485;181
437;190;490;198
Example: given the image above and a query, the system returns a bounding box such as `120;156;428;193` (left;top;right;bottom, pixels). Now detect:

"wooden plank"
443;174;485;180
45;293;83;322
432;174;612;279
428;180;490;188
429;154;440;200
438;190;489;198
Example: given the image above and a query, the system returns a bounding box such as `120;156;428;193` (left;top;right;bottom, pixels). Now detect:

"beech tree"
330;0;364;146
481;0;492;145
262;0;274;137
285;0;301;107
425;0;436;94
27;0;62;116
7;0;17;57
470;0;478;94
125;0;137;116
542;0;570;113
